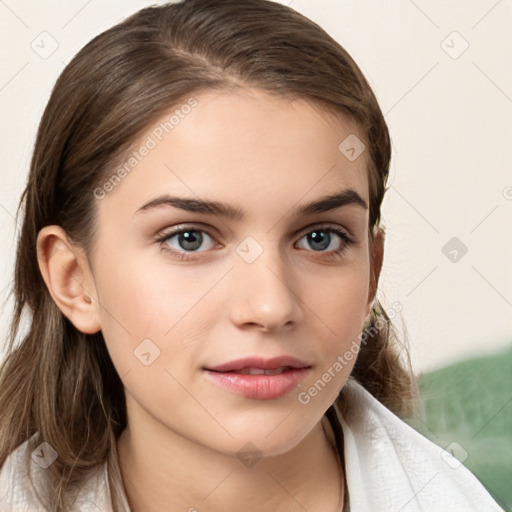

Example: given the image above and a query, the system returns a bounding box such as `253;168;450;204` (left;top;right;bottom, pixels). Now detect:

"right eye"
156;225;218;260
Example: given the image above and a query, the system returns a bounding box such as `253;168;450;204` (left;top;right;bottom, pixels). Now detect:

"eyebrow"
134;189;367;219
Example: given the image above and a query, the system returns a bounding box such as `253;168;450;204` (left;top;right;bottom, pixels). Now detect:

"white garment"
0;379;504;511
338;380;504;511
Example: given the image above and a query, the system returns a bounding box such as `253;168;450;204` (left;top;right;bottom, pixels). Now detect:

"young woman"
0;1;504;511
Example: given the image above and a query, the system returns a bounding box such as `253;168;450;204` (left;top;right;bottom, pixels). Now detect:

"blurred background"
0;0;510;509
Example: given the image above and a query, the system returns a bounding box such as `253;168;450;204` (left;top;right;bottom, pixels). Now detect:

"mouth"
218;366;295;375
204;355;311;373
202;356;311;400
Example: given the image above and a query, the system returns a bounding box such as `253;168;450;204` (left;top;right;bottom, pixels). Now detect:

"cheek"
291;264;371;424
93;252;224;375
310;260;370;337
304;261;370;374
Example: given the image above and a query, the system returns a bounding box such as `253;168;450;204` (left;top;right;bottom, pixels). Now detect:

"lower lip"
203;368;310;400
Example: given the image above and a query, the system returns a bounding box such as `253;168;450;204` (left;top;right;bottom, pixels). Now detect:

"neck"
117;414;343;512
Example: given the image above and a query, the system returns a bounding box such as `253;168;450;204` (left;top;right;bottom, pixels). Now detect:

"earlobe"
36;225;101;334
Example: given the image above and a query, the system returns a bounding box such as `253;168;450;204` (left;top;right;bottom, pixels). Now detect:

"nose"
228;240;303;332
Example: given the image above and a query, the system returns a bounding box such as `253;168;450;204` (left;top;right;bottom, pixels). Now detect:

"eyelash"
155;224;355;261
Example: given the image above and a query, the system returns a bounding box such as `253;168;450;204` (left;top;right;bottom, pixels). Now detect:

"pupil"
179;231;202;251
309;230;329;251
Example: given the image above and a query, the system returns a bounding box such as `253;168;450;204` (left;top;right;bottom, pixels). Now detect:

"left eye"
296;228;350;252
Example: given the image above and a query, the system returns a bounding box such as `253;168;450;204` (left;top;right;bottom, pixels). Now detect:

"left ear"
365;227;385;318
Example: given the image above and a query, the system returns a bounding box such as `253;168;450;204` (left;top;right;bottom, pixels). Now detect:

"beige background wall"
0;0;511;373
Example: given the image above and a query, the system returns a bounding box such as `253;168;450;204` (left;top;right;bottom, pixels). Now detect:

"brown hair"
0;0;416;509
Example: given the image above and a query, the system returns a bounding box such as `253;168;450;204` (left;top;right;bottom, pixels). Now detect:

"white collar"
331;378;504;511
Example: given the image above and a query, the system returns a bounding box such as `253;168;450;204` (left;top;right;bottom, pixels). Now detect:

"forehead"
95;88;369;222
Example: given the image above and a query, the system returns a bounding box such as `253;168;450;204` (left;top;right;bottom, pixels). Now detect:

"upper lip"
204;356;311;373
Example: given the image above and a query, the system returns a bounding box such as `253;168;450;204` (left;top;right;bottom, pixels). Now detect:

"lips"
202;356;311;400
234;366;291;375
204;356;310;373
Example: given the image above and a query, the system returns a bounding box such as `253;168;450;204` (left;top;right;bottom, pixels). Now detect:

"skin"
37;87;384;511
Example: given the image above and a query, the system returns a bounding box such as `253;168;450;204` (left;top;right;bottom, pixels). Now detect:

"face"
86;88;377;456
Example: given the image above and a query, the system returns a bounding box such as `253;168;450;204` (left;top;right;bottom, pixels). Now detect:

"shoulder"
0;434;113;511
334;378;505;512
